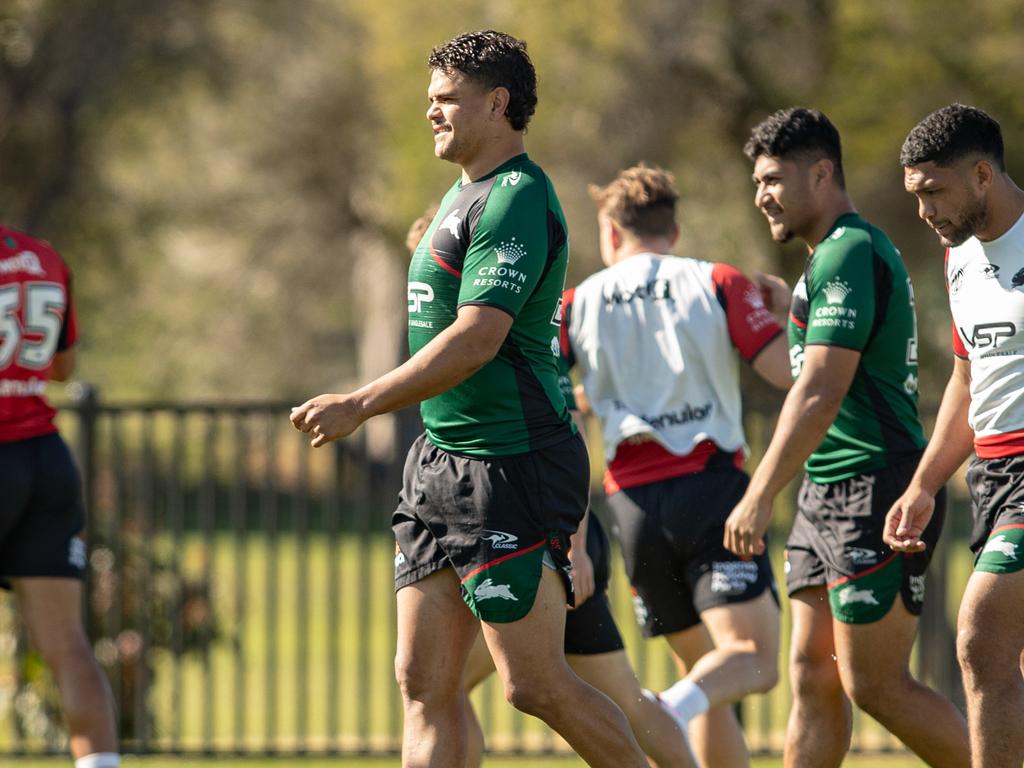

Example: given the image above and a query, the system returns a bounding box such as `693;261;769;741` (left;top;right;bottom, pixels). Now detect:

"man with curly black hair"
292;30;647;767
726;107;969;768
889;103;1024;768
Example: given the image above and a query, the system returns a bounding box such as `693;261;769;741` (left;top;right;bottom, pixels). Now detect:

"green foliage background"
2;0;1023;402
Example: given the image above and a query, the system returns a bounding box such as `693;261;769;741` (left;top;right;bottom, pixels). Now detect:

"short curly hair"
428;30;537;132
589;164;679;238
744;107;845;189
900;104;1005;170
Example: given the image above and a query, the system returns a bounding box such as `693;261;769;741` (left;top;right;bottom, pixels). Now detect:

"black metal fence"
0;390;970;757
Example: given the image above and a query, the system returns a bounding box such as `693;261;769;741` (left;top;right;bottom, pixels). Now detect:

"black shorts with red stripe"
392;432;587;623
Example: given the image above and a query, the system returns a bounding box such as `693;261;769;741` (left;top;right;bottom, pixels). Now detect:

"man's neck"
802;193;857;252
977;176;1024;242
461;134;526;183
610;239;674;265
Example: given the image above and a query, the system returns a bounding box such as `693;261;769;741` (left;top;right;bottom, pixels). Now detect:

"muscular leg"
461;631;493;768
395;569;480;768
568;651;697;768
784;587;850;768
956;570;1024;768
834;598;969;767
833;596;969;768
13;578;117;761
665;623;748;768
681;591;780;702
482;567;647;768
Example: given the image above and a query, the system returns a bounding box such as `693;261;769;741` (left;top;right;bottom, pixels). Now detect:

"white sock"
75;753;121;768
660;678;710;724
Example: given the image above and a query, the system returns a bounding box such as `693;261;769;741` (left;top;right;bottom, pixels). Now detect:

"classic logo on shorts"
982;534;1018;559
481;530;519;550
474;578;518;601
847;547;878;566
837;586;878;606
68;536;87;570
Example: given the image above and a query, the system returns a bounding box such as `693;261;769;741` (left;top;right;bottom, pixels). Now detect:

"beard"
942;196;987;247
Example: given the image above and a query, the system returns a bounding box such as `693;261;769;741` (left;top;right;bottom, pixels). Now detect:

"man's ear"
811;157;834;190
972;158;995;193
489;86;511;121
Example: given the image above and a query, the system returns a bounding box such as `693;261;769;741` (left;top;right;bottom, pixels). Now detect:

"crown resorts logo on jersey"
743;284;766;309
823;278;853;305
495;237;527;266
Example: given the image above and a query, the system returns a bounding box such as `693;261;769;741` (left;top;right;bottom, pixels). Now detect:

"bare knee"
395;650;460;705
842;667;898;718
749;643;780;694
956;623;1004;691
33;625;93;677
791;650;841;702
501;669;563;718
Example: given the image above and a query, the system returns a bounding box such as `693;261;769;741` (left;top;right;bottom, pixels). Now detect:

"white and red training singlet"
562;253;782;493
0;225;77;442
947;211;1024;458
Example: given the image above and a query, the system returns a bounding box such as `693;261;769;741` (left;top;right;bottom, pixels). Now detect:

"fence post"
71;382;100;518
70;382;100;637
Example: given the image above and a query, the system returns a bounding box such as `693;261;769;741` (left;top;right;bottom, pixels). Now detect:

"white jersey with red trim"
565;253;781;463
947;212;1024;457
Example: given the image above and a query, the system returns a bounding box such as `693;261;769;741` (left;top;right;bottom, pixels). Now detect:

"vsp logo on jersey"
960;322;1016;349
407;282;434;313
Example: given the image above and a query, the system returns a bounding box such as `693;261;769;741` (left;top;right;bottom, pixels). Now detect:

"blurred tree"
0;0;1021;425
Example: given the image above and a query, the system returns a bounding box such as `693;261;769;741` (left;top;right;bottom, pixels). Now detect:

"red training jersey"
0;225;77;442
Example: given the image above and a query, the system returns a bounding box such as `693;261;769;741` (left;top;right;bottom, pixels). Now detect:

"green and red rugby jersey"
789;213;926;483
407;154;574;456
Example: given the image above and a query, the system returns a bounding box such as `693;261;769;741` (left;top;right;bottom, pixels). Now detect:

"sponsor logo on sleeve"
501;171;522;187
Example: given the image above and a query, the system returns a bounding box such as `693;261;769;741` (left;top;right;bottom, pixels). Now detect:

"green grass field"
9;754;925;767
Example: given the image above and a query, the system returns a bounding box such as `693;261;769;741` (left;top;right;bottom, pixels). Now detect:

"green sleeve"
805;236;875;350
457;179;549;317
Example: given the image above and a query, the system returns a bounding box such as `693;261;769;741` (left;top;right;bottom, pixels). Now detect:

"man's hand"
290;393;365;447
883;485;935;553
755;271;792;326
724;492;772;557
568;546;595;608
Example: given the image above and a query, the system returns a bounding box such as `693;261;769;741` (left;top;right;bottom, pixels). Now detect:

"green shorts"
392;432;588;622
967;455;1024;574
786;458;944;624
